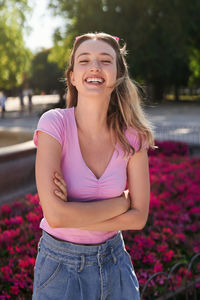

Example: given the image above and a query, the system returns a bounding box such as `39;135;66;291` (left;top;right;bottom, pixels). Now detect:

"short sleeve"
33;109;64;147
125;127;147;152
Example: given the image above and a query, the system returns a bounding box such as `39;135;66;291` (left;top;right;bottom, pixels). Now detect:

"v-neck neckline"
72;106;117;181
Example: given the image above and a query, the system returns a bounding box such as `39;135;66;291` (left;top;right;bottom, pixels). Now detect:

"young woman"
32;32;154;300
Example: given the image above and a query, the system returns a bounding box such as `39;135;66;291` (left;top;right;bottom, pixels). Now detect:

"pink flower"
157;244;168;253
0;228;20;244
175;233;186;242
163;250;174;262
193;246;200;253
0;292;11;299
1;265;12;281
0;204;11;215
189;207;200;216
4;216;23;226
26;193;40;204
167;204;180;213
153;261;163;272
6;246;15;255
143;252;156;264
15;246;21;253
19;256;35;269
163;228;173;235
190;224;198;232
26;212;41;223
10;285;19;295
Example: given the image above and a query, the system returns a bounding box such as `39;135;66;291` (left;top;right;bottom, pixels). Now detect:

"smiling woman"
32;32;155;300
70;39;117;98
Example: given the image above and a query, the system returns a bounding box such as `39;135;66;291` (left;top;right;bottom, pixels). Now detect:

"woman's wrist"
117;193;130;214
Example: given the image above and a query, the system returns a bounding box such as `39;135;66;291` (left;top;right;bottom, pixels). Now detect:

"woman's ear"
70;71;75;86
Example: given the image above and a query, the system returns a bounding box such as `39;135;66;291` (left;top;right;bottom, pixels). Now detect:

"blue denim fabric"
32;230;140;300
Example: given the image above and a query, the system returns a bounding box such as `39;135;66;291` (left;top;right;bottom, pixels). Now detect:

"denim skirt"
32;230;140;300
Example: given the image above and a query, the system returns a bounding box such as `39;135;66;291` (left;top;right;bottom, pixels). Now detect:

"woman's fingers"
54;173;67;192
55;172;67;187
55;190;67;201
54;178;67;195
54;172;67;201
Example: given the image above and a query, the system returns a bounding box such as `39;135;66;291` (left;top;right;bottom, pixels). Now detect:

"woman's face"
70;39;117;98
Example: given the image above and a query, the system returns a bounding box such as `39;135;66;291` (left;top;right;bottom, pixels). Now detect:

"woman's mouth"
85;77;105;85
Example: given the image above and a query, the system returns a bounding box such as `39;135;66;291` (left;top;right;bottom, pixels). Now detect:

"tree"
0;0;32;91
189;48;200;87
0;0;31;26
0;16;32;90
48;0;200;102
30;49;65;95
48;32;74;71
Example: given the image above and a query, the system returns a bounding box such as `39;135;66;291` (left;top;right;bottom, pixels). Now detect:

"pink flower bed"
148;140;189;156
0;195;42;299
0;141;200;299
124;144;200;296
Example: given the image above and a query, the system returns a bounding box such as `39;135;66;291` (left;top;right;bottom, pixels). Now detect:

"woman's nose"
90;59;101;71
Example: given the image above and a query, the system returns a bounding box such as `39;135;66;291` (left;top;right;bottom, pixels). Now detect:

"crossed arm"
35;131;150;231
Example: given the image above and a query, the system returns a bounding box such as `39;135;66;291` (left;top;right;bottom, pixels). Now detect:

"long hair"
65;32;155;156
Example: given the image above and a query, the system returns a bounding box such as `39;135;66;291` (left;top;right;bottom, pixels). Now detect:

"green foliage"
189;48;200;86
0;15;32;90
30;50;64;94
48;0;200;102
0;0;31;26
49;33;74;70
0;0;32;90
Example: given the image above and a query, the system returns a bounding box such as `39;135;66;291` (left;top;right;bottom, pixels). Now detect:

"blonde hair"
65;32;155;156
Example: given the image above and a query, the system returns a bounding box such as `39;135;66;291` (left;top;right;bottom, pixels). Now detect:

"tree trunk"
174;86;179;101
152;84;165;103
145;84;154;103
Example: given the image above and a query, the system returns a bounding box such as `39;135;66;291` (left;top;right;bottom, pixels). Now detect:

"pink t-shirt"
33;107;145;244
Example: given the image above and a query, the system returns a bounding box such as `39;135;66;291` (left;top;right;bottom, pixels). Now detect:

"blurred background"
1;0;200;104
0;0;200;203
0;2;200;298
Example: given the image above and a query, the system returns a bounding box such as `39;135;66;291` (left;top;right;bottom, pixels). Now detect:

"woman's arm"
79;149;150;231
35;131;130;228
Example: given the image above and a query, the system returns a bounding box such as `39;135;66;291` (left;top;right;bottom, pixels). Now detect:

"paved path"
0;95;58;132
0;96;200;144
145;103;200;144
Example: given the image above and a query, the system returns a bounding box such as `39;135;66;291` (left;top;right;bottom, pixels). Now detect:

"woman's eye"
79;60;89;63
102;60;111;64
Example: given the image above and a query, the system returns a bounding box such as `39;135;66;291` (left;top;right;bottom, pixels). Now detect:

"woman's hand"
116;190;131;214
53;172;68;202
53;171;130;211
123;190;131;211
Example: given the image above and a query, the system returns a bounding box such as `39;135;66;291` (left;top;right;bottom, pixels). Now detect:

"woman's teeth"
85;77;104;83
